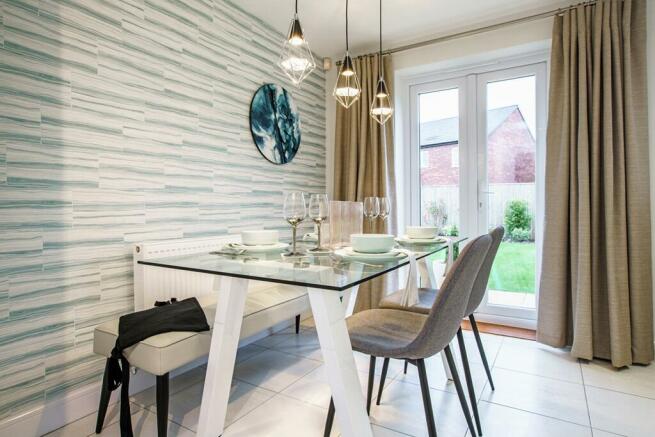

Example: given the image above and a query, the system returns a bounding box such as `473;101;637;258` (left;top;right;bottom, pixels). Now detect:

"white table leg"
339;284;359;317
308;287;373;437
197;276;249;437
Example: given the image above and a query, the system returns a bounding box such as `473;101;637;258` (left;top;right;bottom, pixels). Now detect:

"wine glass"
363;197;379;231
283;192;307;256
308;194;330;252
378;197;390;223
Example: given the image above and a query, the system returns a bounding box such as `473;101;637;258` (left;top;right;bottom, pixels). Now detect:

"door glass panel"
484;76;537;309
418;88;460;238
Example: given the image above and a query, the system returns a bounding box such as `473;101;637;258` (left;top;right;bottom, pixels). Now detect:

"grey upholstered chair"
323;234;492;437
376;226;504;435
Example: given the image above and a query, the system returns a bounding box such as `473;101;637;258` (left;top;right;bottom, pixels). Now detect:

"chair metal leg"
416;359;437;437
366;356;376;414
444;346;477;437
376;358;390;405
95;358;112;434
295;314;301;334
469;314;495;390
457;328;482;436
404;359;409;374
324;397;335;437
156;373;169;437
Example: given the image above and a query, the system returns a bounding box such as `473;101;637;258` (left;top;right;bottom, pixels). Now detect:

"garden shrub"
504;200;531;236
510;227;531;242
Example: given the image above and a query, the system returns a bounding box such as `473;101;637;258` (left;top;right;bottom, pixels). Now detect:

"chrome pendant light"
370;0;393;124
333;0;361;108
279;0;316;86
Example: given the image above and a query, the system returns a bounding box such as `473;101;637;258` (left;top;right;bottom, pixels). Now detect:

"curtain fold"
333;54;397;312
538;0;653;367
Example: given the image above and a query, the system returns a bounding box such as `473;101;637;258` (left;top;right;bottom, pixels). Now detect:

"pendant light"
370;0;393;124
333;0;361;108
278;0;316;86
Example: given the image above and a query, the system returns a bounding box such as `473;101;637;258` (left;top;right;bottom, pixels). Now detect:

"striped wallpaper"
0;0;326;422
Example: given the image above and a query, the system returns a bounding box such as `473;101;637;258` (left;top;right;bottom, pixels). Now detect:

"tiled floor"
47;321;655;437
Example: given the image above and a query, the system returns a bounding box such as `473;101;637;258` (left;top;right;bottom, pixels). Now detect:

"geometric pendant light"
278;0;316;86
333;0;361;109
370;0;393;124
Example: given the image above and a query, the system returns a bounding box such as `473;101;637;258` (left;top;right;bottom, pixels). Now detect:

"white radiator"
133;235;238;311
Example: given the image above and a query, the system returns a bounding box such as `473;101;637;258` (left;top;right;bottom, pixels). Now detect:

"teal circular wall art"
249;84;301;165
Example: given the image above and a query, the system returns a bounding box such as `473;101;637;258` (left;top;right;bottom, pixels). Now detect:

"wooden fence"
421;183;535;230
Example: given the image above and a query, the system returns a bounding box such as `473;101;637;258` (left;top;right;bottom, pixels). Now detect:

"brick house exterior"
420;105;535;185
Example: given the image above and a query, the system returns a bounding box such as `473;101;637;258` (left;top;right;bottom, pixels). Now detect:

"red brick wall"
420;109;535;186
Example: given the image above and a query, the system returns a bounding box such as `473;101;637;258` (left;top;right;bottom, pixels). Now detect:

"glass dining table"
138;237;466;437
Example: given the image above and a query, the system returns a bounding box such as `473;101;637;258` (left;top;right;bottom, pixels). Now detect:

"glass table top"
138;237;467;291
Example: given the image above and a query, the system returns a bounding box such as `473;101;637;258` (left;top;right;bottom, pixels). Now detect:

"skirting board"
0;315;309;436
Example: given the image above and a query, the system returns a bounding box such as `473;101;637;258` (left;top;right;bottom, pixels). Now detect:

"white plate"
395;235;447;244
335;247;408;262
228;242;289;253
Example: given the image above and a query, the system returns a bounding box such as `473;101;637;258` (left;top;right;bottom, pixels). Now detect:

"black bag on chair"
106;297;210;437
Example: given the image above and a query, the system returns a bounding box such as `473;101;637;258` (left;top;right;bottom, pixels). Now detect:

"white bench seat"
93;284;308;376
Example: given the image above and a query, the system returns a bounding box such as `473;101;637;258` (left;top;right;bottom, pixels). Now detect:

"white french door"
408;58;547;327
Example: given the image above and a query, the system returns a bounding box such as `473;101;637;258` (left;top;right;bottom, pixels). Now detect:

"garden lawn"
488;242;535;293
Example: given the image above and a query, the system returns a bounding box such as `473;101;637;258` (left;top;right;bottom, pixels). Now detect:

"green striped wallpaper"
0;0;326;421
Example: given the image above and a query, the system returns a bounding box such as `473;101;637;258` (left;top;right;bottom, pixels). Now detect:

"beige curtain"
538;0;653;367
333;54;397;312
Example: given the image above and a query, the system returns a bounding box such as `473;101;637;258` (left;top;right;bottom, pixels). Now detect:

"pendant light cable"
295;0;298;15
379;0;382;79
346;0;349;51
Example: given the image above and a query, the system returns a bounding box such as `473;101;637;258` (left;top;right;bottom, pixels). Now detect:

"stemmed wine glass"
283;192;307;256
308;194;330;252
378;197;390;223
363;197;380;230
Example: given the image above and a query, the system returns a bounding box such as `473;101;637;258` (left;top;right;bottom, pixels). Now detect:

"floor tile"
480;368;589;426
586;386;655;437
92;408;194;436
233;349;321;392
369;378;469;437
592;430;625;437
131;365;206;408
281;364;387;409
370;424;415;436
471;401;593;437
581;359;655;399
274;327;324;361
223;394;328;437
253;326;301;348
236;343;268;364
494;336;582;383
393;352;489;399
147;379;274;431
458;330;503;366
44;400;135;437
353;352;405;378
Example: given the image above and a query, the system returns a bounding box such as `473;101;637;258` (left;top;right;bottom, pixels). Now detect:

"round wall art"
249;83;301;165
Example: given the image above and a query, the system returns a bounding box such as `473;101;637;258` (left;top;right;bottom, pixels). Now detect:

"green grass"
488;242;535;293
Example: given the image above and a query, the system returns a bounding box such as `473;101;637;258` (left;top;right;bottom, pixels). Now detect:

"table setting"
206;192;457;278
137;191;466;437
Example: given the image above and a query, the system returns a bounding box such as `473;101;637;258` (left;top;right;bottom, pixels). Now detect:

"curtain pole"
336;0;598;65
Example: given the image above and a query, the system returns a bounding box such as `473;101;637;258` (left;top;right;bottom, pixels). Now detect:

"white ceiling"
239;0;577;58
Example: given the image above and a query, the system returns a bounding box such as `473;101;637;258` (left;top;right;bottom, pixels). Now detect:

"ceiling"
239;0;577;58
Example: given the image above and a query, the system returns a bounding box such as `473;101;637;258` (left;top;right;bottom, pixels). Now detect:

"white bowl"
350;234;396;254
241;230;279;246
406;226;438;239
